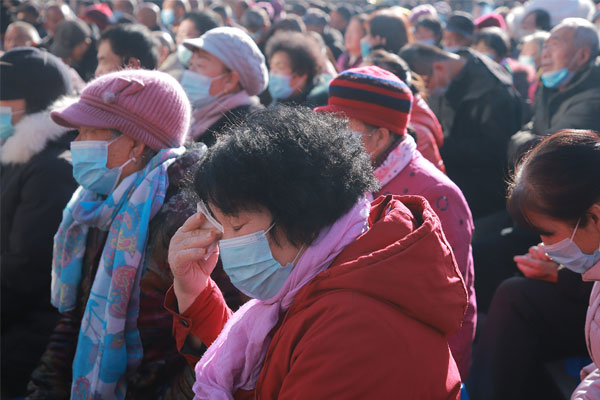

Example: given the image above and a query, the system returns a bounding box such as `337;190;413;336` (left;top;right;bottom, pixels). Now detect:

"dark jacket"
26;144;245;399
508;58;600;161
197;102;264;148
428;50;522;219
0;98;78;397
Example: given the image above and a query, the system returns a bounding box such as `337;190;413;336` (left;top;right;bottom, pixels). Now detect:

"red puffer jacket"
166;195;468;399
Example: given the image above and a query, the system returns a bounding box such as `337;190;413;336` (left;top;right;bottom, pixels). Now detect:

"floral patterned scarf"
51;147;184;399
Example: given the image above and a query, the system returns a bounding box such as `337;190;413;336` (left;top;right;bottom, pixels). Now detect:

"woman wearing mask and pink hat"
27;69;244;399
180;26;268;147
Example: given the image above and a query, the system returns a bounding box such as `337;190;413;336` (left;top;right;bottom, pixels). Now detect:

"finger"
178;231;220;251
171;227;221;251
172;248;210;270
179;212;208;233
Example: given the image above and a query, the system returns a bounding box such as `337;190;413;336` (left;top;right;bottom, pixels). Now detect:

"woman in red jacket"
166;106;468;399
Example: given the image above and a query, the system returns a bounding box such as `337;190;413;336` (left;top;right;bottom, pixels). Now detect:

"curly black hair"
192;106;379;246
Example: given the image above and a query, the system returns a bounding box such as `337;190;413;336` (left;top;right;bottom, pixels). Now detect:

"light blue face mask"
0;106;16;141
180;70;224;108
518;55;537;70
161;8;176;26
112;10;125;22
444;46;461;53
360;39;372;59
418;38;436;46
541;67;572;88
177;44;193;67
219;223;303;300
543;219;600;274
268;73;294;100
70;136;135;195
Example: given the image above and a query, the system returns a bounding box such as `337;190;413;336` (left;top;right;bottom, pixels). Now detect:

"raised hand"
168;212;223;313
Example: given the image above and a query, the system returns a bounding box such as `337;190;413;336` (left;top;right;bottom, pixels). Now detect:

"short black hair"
182;10;221;36
474;27;510;59
415;16;443;43
507;130;600;233
334;5;352;22
100;24;158;70
368;10;411;53
529;8;552;31
266;32;322;83
192;106;378;246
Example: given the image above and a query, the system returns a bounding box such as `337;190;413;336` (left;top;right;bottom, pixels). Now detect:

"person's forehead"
549;27;574;43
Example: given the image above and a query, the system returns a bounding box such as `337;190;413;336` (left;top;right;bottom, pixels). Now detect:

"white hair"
7;21;41;46
553;17;599;57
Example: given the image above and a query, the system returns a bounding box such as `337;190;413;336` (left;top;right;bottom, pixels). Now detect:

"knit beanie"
315;66;413;135
0;47;72;114
51;69;190;151
183;27;268;96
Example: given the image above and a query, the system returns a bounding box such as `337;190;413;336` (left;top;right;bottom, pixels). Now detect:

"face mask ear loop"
570;218;582;241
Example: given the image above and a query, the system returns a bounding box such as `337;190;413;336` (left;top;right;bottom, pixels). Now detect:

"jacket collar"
0;96;77;165
583;259;600;282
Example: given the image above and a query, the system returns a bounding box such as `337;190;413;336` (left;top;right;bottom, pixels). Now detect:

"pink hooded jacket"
572;260;600;399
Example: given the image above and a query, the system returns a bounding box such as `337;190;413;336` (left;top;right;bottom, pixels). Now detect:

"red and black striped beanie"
315;66;413;135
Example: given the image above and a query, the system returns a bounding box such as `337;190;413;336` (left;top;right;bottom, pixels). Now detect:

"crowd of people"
0;0;599;398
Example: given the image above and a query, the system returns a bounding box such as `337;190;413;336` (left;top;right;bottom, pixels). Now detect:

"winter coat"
196;102;264;148
1;98;78;397
508;58;600;162
428;50;522;219
410;94;445;172
375;150;474;379
26;144;246;400
572;260;600;399
167;195;468;399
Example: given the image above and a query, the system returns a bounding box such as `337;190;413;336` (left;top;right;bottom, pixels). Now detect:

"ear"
223;70;241;94
372;127;392;152
126;57;142;69
575;46;591;68
432;61;447;86
130;140;146;162
290;72;308;92
588;203;600;229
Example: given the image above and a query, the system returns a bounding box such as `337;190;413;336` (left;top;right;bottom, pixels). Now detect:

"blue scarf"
51;147;185;399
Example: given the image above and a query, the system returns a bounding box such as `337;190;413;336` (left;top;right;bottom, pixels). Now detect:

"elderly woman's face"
74;127;140;170
189;49;233;96
209;203;303;266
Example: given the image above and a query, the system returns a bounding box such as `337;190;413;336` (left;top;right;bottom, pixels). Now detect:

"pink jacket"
409;95;446;173
572;260;600;399
375;151;475;380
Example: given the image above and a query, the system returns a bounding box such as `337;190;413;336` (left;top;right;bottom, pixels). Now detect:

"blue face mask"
112;10;125;22
0;106;15;141
268;73;294;100
418;38;436;46
219;223;303;300
70;136;135;195
543;219;600;274
180;70;224;108
161;8;176;26
444;46;461;53
541;67;572;88
518;55;537;70
360;39;372;59
177;44;193;67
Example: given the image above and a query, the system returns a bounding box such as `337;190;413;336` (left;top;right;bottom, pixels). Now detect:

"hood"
0;96;78;165
410;94;444;148
292;195;468;335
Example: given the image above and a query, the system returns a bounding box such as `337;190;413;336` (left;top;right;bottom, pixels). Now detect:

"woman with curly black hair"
166;106;468;398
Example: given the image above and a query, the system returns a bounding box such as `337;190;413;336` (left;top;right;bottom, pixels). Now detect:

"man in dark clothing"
401;44;522;219
508;18;600;162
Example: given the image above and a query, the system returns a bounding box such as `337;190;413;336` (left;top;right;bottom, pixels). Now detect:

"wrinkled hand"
513;243;559;283
168;212;222;313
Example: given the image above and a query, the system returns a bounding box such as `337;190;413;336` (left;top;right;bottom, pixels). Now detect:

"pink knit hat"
51;69;191;151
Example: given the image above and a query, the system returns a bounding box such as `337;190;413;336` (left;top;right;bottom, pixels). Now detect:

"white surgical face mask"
543;218;600;274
